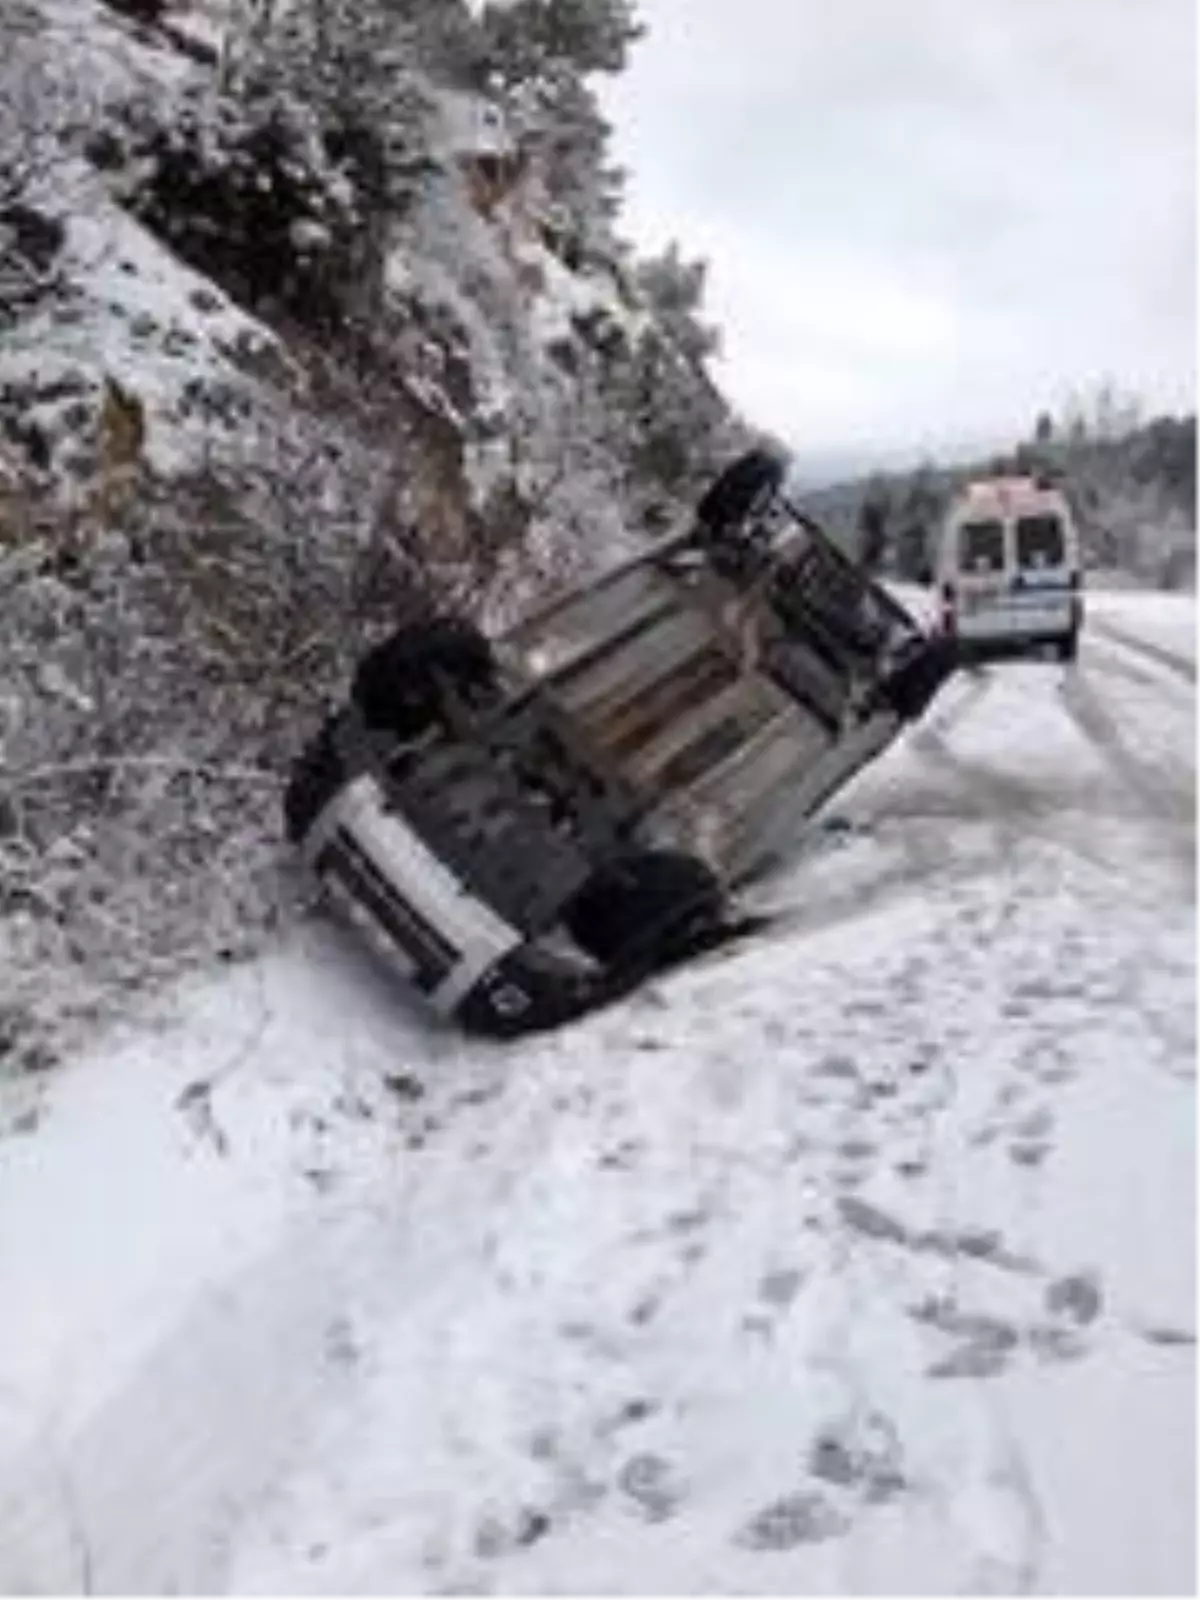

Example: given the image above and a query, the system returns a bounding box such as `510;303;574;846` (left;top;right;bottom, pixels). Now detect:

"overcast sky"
599;0;1196;476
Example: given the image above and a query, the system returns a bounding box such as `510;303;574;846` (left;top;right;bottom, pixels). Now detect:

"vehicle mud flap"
879;635;961;722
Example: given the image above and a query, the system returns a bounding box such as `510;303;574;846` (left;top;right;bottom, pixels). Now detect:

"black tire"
352;615;495;739
284;716;345;844
694;448;787;538
1057;629;1079;663
564;848;725;972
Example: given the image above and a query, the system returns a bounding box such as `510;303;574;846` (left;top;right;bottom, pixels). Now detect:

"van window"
958;519;1005;573
1016;514;1065;569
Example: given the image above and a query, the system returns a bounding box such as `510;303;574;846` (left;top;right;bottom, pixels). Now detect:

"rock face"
1;0;741;589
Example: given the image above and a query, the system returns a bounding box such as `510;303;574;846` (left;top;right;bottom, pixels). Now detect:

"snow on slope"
0;601;1193;1594
0;195;288;479
1;0;287;483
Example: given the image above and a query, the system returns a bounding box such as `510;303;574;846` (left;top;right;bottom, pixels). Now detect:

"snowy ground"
0;594;1193;1595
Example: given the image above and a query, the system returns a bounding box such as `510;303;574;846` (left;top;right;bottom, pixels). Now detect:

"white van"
935;477;1084;661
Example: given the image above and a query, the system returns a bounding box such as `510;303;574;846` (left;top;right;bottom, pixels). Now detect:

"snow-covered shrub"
479;9;632;252
0;406;420;1072
0;203;67;333
112;87;366;334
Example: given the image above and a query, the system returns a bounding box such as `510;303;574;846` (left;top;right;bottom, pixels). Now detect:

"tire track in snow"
1068;665;1196;812
1055;667;1194;888
749;831;1005;948
741;664;1007;946
905;724;1155;892
1086;637;1191;697
1089;619;1196;685
921;664;996;738
0;1204;402;1593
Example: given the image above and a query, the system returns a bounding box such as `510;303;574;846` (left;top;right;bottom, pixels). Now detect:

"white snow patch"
0;191;288;477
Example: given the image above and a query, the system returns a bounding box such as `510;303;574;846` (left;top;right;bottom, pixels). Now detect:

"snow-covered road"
0;594;1193;1594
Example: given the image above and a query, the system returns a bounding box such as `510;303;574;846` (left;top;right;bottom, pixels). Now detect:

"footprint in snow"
1025;1325;1089;1365
758;1267;806;1309
1138;1325;1196;1349
1014;1106;1055;1140
1036;1060;1077;1086
1043;1271;1103;1326
616;1453;686;1523
745;1263;807;1336
912;1298;1021;1380
809;1412;908;1504
813;1054;859;1082
735;1490;850;1551
837;1138;877;1162
837;1195;911;1246
473;1507;553;1559
948;1227;1039;1274
1022;1271;1104;1363
594;1397;660;1438
927;1342;1015;1380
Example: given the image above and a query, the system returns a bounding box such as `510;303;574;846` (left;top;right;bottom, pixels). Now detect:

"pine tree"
479;0;641;82
476;0;640;246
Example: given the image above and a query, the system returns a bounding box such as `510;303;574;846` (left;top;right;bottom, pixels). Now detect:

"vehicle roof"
948;476;1070;518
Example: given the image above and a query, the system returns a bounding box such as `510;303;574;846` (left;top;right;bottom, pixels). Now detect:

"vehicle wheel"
283;716;345;844
694;448;787;539
564;848;726;972
1056;629;1079;663
352;615;496;738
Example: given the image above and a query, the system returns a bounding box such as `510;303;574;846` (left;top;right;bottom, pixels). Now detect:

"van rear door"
1013;510;1077;630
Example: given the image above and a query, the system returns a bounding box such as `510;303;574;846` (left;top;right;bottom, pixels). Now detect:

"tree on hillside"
105;0;454;342
636;242;718;365
891;460;942;580
478;0;642;81
1020;388;1195;579
612;242;729;500
477;0;641;246
855;478;891;571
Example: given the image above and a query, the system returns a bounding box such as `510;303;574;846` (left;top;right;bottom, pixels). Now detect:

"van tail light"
939;581;956;635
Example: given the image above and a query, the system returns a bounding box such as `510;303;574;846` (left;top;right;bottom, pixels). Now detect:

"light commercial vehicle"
935;476;1083;661
284;450;960;1036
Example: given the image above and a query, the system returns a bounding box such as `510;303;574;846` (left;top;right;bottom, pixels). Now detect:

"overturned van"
284;450;960;1037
